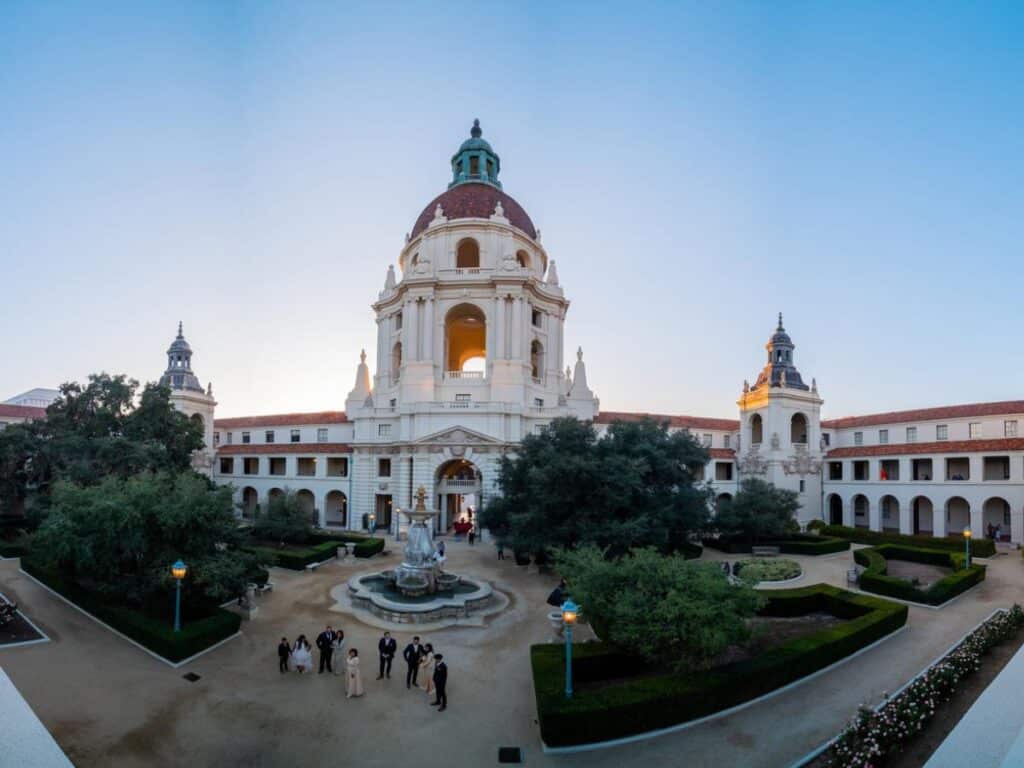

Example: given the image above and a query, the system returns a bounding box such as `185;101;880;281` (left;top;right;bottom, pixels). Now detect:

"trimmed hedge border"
531;584;908;747
21;558;241;663
703;533;850;556
854;544;986;605
245;532;385;569
309;531;386;558
822;524;996;558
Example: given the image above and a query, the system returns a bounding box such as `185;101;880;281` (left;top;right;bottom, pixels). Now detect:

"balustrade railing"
445;370;484;379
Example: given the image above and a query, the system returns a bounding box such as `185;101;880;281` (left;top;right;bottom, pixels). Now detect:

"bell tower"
159;322;217;475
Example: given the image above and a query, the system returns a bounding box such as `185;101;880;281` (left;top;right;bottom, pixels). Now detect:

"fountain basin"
348;572;494;624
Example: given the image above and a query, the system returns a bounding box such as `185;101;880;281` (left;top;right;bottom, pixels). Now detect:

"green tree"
252;490;315;544
714;478;801;546
557;545;765;670
478;417;711;559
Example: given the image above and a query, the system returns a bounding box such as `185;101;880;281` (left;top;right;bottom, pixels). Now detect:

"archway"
241;487;258;519
296;489;316;524
827;493;843;525
392;342;402;381
530;339;544;380
911;496;934;535
445;303;486;374
945;496;970;534
456;238;480;269
983;497;1010;540
516;249;530;269
325;490;347;528
436;458;482;534
880;495;899;532
852;494;869;529
790;413;808;445
751;413;763;445
715;493;733;514
268;487;285;502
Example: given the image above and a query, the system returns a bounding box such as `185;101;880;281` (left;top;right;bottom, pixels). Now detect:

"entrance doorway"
374;494;393;530
435;458;482;534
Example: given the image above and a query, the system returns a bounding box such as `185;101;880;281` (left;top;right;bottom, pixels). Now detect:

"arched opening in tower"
445;303;486;374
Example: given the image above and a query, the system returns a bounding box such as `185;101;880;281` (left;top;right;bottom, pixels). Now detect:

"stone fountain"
387;486;461;596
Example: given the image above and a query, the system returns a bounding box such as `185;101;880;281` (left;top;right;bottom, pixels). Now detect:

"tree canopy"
557;545;765;670
714;477;801;544
252;490;315;544
478;417;712;558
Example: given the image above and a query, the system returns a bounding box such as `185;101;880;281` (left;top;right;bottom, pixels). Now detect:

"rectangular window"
327;457;348;477
265;430;275;443
290;429;301;443
534;398;545;408
297;458;316;477
714;462;733;481
389;398;397;408
828;461;843;480
394;312;402;330
1005;420;1018;438
853;460;869;481
854;431;863;446
243;457;259;475
878;429;888;444
702;433;712;447
242;432;250;445
936;424;948;441
912;458;933;480
822;433;831;447
969;422;981;439
455;394;470;402
378;458;391;477
723;434;731;449
219;457;233;474
378;424;391;438
906;426;917;443
317;428;328;443
880;459;899;481
269;457;286;476
214;432;220;447
799;480;805;493
226;432;233;445
531;309;542;327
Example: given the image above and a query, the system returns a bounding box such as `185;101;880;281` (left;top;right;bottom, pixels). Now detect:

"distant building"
3;388;59;409
0;404;47;431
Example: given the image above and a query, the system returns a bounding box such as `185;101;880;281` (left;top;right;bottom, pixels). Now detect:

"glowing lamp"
561;598;578;626
171;559;188;580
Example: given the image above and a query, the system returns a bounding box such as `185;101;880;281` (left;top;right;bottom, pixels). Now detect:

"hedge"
0;541;29;558
309;531;385;558
822;525;996;558
531;584;907;747
21;558;241;663
247;532;385;569
854;544;986;605
703;533;849;556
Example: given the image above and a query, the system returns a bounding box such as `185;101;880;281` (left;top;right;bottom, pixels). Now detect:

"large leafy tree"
252;490;315;544
478;417;711;558
32;472;263;606
714;477;801;545
557;545;765;670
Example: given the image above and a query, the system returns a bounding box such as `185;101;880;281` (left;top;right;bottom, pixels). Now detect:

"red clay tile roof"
214;411;349;429
595;410;740;432
216;443;353;455
0;404;47;420
821;401;1024;430
410;183;536;240
827;438;1024;458
709;448;737;459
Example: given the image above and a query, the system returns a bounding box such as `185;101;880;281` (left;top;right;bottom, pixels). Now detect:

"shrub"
531;584;907;747
308;530;385;558
822;525;995;558
22;558;240;662
244;540;338;570
854;544;986;605
734;558;801;582
252;491;314;544
806;519;827;532
702;533;849;556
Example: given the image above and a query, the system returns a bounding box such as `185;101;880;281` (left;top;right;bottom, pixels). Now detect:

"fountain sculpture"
387;485;461;596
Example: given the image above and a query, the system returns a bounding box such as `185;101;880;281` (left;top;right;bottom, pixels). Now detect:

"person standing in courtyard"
419;643;435;694
377;631;397;680
277;637;290;674
331;627;346;675
497;543;505;560
404;636;424;689
346;648;364;698
468;527;476;545
316;625;336;674
431;654;447;712
291;635;313;674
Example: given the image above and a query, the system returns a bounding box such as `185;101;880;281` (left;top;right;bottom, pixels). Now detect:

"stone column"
933;504;947;537
842;499;854;528
868;501;881;532
423;297;434;367
512;296;523;361
969;506;983;539
899;501;913;535
494;295;505;359
406;299;418;362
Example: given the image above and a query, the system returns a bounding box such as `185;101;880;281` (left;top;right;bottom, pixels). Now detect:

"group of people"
277;627;448;710
987;522;1005;542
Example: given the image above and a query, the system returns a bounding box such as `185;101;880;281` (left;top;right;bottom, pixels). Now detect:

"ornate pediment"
736;447;768;476
414;426;503;447
782;450;822;476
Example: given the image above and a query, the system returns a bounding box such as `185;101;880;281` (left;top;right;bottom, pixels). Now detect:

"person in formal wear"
437;540;446;557
497;544;505;560
403;636;423;689
377;631;397;680
291;635;313;673
331;628;346;675
420;644;436;695
431;653;448;711
277;637;290;674
346;649;364;698
468;527;476;545
316;625;336;674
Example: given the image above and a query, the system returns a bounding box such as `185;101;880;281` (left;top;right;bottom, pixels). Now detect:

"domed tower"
160;322;217;475
737;314;823;524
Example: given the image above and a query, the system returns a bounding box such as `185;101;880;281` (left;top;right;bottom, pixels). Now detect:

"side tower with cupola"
159;322;217;475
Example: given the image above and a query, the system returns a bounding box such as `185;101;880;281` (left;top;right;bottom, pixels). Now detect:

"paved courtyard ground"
0;540;1021;768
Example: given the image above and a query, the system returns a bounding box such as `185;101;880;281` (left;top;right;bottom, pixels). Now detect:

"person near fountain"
316;625;336;674
277;637;291;674
345;648;364;698
419;643;435;693
403;636;424;689
377;631;397;680
291;635;313;674
331;627;346;675
431;654;448;712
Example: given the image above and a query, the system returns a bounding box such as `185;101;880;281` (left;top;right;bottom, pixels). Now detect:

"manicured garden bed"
822;524;996;558
531;584;907;747
309;530;386;558
735;558;801;582
703;533;850;556
21;558;240;663
244;531;385;569
854;544;985;605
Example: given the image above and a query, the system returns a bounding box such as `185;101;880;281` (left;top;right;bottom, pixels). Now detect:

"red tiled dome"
410;183;536;241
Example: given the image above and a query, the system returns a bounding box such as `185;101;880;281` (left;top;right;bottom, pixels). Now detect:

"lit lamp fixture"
171;559;188;633
963;526;972;568
561;598;579;699
369;512;376;531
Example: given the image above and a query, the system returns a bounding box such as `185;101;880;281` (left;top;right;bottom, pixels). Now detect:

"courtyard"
1;539;1021;768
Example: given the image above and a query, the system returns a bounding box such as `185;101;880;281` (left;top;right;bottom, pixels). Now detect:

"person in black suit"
431;654;448;711
316;625;336;674
403;636;423;689
377;631;397;680
277;637;290;674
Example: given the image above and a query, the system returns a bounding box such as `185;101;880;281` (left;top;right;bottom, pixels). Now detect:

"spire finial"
777;312;784;331
577;346;583;361
360;348;366;364
470;118;481;138
177;321;183;338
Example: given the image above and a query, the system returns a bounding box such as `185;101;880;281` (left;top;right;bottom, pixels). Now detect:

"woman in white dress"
420;644;436;696
331;629;346;675
291;635;313;674
346;649;364;698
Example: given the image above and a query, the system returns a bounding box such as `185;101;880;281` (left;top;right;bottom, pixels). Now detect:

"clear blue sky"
2;2;1022;419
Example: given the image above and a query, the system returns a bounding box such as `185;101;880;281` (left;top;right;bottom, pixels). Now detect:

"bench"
255;582;273;594
751;546;781;557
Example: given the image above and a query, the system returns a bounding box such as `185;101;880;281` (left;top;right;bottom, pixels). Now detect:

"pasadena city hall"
19;120;1021;545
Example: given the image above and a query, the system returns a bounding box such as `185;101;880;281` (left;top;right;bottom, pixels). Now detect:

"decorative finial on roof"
811;377;818;392
360;348;366;364
777;312;784;331
577;346;583;362
471;118;482;138
177;321;184;338
743;379;750;393
207;381;213;397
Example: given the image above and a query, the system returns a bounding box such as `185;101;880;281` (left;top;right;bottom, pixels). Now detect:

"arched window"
456;239;480;269
445;303;486;373
392;342;402;380
751;413;763;444
790;413;808;444
530;340;544;379
325;490;347;527
190;413;204;431
516;250;530;269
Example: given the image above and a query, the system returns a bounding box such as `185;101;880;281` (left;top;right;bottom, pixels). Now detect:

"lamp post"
963;526;972;568
369;512;376;532
561;598;578;699
171;559;188;633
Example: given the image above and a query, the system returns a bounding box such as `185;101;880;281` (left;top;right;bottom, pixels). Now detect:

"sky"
1;2;1022;420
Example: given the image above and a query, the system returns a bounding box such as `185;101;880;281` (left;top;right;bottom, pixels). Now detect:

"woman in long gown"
331;629;346;676
346;648;364;698
420;644;435;696
291;635;313;674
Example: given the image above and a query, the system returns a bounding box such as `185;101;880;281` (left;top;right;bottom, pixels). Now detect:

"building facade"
167;121;1024;545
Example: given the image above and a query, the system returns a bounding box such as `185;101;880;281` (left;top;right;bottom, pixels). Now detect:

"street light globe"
171;559;188;580
963;527;972;539
561;598;578;625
